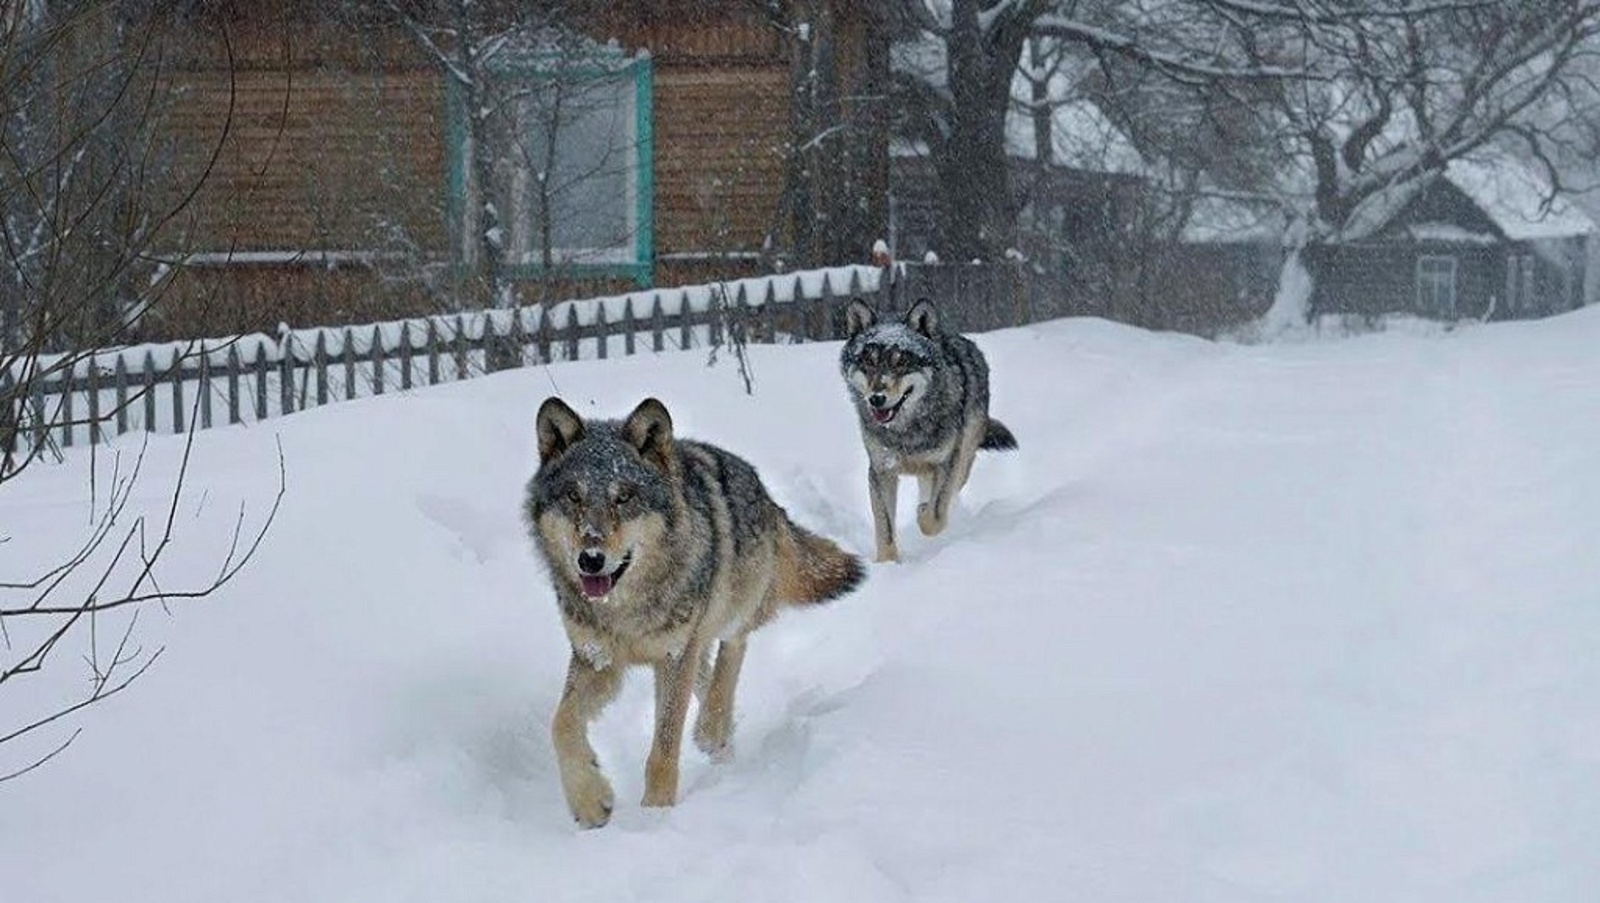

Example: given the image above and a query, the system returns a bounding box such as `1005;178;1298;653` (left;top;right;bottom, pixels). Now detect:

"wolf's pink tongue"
580;574;614;598
872;407;894;423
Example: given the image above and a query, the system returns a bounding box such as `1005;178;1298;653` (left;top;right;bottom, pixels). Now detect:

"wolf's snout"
867;392;887;409
577;550;607;575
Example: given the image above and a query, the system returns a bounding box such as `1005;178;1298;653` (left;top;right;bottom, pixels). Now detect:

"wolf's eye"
565;486;582;505
615;485;636;505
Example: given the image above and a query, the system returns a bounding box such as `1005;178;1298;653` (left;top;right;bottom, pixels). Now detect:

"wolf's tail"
980;417;1018;451
774;520;866;605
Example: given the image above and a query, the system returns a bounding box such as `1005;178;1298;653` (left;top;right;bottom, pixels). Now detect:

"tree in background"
1;1;278;784
762;0;891;270
890;1;1600;320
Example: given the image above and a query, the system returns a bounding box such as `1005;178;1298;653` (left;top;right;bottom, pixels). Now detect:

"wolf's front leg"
916;463;953;537
552;651;624;828
693;637;748;762
644;636;704;807
867;464;900;562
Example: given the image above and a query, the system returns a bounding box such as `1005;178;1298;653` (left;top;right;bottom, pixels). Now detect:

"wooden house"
1307;157;1593;321
121;2;884;338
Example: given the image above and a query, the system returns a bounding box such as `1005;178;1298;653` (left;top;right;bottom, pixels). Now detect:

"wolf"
839;298;1017;563
524;396;865;828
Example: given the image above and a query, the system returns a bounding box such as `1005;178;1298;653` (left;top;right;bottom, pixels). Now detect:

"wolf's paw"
642;752;680;808
693;714;734;762
563;767;615;829
874;545;900;564
917;503;946;537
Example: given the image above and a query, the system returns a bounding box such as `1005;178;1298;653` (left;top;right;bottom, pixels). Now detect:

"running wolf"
839;298;1017;562
525;397;865;827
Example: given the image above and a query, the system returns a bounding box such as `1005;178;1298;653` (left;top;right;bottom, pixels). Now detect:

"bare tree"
892;0;1057;262
1;2;280;782
761;0;891;270
891;1;1600;318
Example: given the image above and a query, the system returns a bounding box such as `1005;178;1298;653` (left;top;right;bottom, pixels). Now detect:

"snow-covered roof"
1445;156;1594;240
1180;196;1287;244
1341;153;1594;243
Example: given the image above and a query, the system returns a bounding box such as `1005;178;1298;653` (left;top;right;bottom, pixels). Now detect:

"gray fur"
525;397;865;827
839;298;1017;562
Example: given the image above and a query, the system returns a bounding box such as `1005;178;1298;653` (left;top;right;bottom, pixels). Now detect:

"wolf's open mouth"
870;388;912;424
578;555;631;600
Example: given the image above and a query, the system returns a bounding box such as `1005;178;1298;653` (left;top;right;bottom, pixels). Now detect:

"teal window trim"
444;53;654;289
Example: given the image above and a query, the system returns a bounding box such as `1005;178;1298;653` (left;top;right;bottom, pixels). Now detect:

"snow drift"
3;309;1598;903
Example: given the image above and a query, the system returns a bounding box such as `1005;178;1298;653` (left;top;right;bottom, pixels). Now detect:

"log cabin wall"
135;4;881;340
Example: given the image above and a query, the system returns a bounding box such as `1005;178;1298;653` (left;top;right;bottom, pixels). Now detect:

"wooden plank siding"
1308;244;1503;319
159;67;445;253
652;66;790;262
126;7;877;341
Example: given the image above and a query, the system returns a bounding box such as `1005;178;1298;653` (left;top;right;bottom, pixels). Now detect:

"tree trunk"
777;0;889;268
938;0;1021;262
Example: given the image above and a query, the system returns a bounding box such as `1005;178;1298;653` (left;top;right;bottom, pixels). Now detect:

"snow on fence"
3;265;887;461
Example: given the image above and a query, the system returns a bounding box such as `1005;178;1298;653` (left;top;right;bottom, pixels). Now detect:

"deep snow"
3;311;1598;903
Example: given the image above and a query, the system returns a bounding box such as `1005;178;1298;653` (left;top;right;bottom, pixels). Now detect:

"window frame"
445;52;654;287
1415;253;1458;316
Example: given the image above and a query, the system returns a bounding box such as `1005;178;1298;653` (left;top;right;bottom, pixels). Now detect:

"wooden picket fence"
2;265;893;461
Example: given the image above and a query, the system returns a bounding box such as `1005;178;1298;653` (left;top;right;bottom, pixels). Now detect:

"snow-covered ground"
3;310;1598;903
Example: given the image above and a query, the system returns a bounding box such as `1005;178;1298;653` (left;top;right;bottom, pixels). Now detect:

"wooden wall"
137;5;878;338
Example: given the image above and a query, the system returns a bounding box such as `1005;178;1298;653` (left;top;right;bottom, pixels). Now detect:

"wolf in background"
840;298;1018;562
524;397;865;827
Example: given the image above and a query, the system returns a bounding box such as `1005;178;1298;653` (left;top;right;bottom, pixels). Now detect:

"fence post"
279;327;296;415
315;331;330;406
143;351;157;432
199;344;213;430
508;309;527;369
793;276;812;342
454;315;469;379
564;304;580;362
760;279;777;342
86;354;101;446
227;344;242;425
254;341;269;421
371;325;386;395
651;294;665;352
170;350;186;436
114;355;129;436
28;372;46;453
678;291;691;350
59;367;74;448
595;302;608;360
536;307;553;364
623;297;637;356
426;319;441;385
733;283;751;348
343;328;357;401
399;322;414;390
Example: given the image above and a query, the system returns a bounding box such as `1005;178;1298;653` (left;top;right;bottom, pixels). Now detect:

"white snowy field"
3;310;1598;903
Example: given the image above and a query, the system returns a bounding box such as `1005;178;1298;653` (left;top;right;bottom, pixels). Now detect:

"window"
1521;253;1537;312
1416;254;1457;315
447;51;653;285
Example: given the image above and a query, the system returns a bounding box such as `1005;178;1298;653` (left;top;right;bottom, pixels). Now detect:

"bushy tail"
774;521;866;605
980;417;1018;451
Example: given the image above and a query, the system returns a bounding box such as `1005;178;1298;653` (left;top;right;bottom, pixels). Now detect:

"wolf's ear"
536;397;585;464
622;397;675;473
845;298;877;338
905;298;938;337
